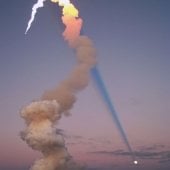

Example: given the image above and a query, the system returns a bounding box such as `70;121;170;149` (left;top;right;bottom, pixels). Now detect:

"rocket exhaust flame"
25;0;47;34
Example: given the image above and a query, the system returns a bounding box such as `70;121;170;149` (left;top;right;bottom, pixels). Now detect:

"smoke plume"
21;1;96;170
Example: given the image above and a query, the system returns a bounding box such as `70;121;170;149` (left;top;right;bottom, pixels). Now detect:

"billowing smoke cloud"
21;1;96;170
20;100;70;170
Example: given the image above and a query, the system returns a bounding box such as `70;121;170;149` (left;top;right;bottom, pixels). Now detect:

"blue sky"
0;0;170;170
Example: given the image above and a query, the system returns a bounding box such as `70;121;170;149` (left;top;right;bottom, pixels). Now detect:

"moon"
133;160;138;165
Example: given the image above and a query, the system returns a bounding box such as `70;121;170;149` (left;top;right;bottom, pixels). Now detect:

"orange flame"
51;0;79;17
51;0;82;45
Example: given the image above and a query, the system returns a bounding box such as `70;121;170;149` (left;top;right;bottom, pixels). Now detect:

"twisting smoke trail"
91;66;136;163
25;0;47;34
22;0;137;168
21;0;96;170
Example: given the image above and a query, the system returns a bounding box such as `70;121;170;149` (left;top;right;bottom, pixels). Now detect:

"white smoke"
25;0;47;34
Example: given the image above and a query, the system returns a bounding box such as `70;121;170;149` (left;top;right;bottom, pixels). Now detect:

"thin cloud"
140;144;165;151
90;148;170;163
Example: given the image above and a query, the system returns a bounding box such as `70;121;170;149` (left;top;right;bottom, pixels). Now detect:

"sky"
0;0;170;170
